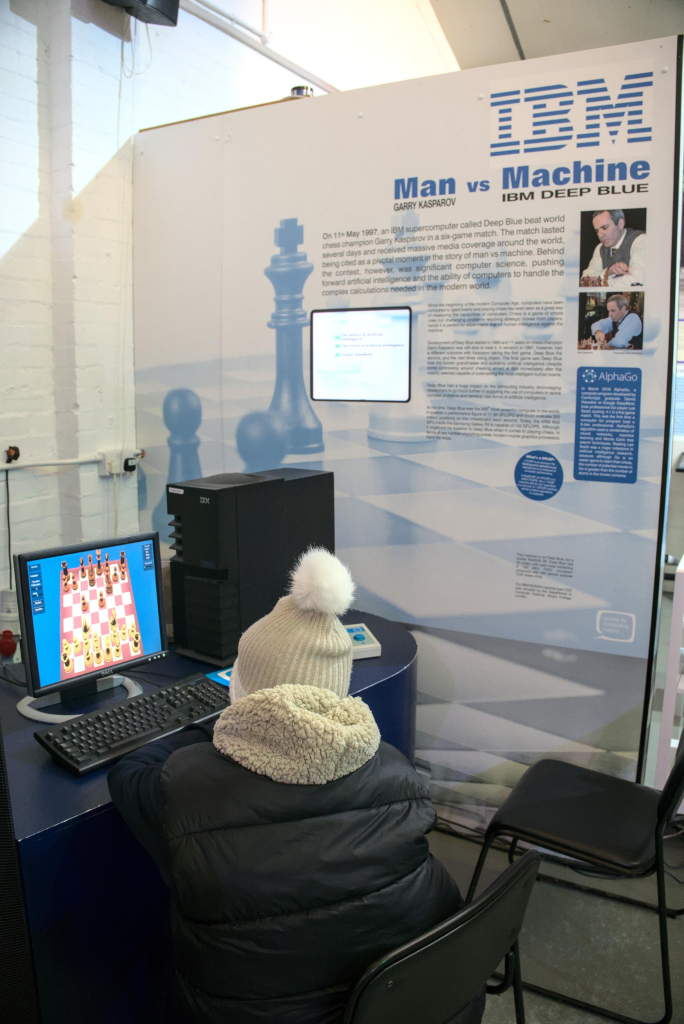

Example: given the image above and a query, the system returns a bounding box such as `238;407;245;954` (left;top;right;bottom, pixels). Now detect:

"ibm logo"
491;72;653;157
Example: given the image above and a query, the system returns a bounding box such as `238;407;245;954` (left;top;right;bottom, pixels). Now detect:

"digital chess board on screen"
59;549;143;680
19;536;164;693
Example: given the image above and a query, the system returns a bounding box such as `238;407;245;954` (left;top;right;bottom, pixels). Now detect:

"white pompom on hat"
230;548;356;702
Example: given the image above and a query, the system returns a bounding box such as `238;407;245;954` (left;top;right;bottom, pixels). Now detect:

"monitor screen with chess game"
15;533;167;697
310;306;411;403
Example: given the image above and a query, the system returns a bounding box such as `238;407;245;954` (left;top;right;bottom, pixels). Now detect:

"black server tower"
167;468;334;665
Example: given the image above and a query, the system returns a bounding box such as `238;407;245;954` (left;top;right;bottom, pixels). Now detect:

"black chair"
341;849;540;1024
465;749;684;1024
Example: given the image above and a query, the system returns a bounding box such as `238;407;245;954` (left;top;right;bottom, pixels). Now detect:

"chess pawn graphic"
120;622;128;642
112;565;119;583
106;574;113;596
93;633;103;666
114;641;121;660
104;636;112;663
81;593;88;613
109;610;117;629
70;573;78;591
82;617;90;637
62;651;73;673
62;639;71;658
131;632;140;655
152;389;203;542
98;591;105;608
245;218;323;462
84;647;93;668
73;634;82;655
79;557;86;579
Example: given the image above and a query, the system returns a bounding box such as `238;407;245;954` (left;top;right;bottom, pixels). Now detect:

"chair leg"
485;950;515;995
515;837;673;1024
512;941;525;1024
535;871;683;920
466;833;496;904
655;833;673;1024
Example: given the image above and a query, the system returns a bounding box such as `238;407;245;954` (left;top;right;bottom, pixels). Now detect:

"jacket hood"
212;683;380;785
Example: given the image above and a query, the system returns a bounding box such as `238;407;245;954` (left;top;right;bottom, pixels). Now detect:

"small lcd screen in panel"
311;306;411;403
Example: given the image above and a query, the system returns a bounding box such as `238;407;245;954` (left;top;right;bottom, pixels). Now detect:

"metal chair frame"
464;751;684;1024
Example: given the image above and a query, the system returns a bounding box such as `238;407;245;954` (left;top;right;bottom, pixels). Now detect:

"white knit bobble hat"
230;548;355;702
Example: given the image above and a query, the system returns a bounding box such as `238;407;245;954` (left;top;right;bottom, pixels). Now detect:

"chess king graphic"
60;549;142;680
152;218;326;545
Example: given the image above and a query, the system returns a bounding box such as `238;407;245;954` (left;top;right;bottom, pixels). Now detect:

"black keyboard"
34;674;230;776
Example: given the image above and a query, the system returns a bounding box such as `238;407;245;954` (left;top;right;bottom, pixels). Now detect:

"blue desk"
0;611;416;1024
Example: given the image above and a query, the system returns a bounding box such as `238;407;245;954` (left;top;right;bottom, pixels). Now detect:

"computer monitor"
310;305;412;403
14;533;167;716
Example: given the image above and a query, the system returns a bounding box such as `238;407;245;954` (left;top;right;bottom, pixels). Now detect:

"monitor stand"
16;675;143;724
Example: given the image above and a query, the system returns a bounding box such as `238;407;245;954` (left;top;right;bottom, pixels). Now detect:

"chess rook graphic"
236;218;324;472
60;550;143;680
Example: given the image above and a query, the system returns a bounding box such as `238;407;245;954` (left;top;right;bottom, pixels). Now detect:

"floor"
429;828;684;1023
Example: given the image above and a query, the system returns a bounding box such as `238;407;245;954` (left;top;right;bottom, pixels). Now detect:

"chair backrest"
342;849;540;1024
657;741;684;827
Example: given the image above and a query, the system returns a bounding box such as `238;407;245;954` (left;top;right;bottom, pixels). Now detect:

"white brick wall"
0;0;456;589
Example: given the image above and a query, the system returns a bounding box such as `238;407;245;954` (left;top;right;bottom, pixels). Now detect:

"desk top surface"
0;611;415;843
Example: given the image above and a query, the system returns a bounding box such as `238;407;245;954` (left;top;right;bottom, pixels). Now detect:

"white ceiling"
430;0;684;69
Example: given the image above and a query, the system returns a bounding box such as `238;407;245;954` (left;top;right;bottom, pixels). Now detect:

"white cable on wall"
4;453;142;472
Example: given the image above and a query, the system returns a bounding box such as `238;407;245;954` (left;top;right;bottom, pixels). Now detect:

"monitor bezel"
14;532;168;699
310;304;412;403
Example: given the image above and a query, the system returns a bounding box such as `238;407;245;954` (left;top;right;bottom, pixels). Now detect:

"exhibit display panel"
134;37;682;829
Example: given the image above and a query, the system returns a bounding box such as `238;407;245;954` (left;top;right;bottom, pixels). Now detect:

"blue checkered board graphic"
136;352;660;828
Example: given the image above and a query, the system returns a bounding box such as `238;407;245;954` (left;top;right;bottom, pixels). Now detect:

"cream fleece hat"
230;548;355;702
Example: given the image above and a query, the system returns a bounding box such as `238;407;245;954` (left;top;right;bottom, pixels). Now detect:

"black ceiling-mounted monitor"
99;0;178;26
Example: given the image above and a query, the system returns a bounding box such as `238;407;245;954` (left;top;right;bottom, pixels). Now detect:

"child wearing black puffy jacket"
109;550;484;1024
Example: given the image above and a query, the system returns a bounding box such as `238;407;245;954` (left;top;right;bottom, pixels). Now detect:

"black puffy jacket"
109;706;472;1024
